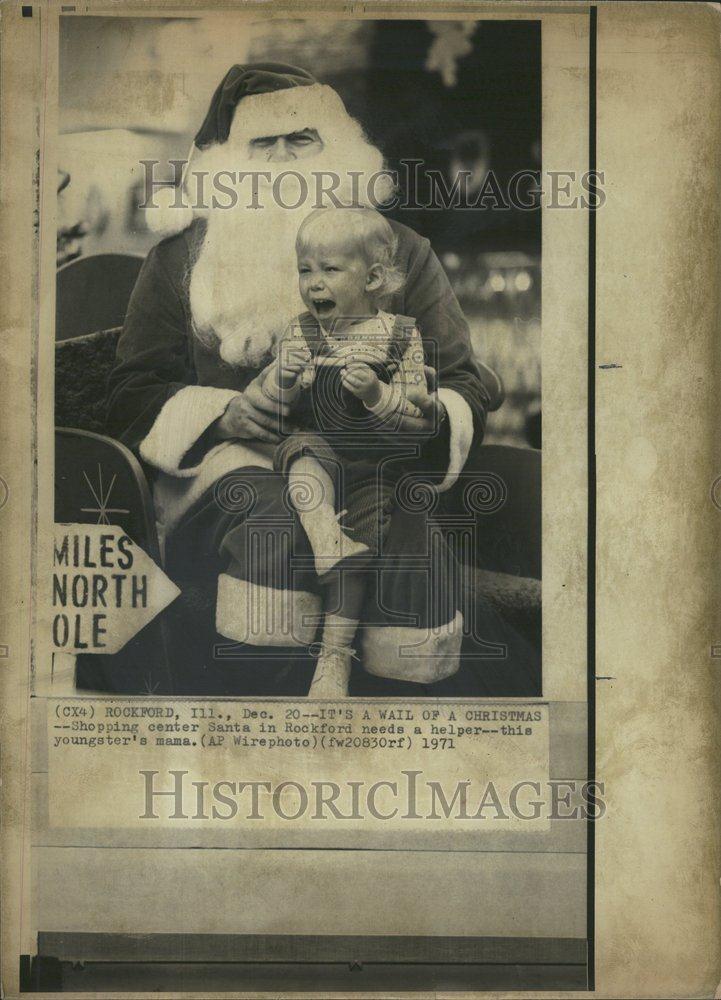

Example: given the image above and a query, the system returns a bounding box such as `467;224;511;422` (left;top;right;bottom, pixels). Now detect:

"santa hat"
145;63;348;235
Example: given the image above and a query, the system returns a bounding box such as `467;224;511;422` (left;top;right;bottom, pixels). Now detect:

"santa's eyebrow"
250;129;318;143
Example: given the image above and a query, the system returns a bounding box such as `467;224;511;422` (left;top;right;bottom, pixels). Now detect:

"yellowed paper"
0;2;719;997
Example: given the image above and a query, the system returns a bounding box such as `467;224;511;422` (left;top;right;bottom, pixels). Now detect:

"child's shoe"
307;642;355;698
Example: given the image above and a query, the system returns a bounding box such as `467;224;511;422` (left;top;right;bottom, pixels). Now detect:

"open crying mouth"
312;298;336;316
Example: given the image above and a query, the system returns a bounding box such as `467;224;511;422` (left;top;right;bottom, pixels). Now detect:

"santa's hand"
341;362;382;407
404;375;432;415
217;375;290;443
394;392;446;435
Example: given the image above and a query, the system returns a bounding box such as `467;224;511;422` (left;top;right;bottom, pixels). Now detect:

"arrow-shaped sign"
52;524;180;655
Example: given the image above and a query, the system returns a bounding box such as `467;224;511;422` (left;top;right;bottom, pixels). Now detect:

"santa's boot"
298;504;369;578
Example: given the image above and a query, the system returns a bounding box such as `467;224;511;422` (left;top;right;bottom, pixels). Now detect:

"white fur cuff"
216;575;321;647
436;388;475;493
139;385;239;476
362;612;464;683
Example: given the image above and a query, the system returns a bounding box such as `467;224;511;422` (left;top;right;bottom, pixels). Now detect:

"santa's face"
248;128;324;162
187;94;394;368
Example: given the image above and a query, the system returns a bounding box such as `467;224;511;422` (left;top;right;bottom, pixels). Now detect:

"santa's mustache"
184;145;395;212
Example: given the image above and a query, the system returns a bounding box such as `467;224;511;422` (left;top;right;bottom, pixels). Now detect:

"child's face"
297;227;380;331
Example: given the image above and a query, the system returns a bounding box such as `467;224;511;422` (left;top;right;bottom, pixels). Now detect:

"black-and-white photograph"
54;15;542;699
9;4;721;997
21;7;601;994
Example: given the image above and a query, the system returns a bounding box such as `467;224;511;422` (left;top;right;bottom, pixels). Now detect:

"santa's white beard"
189;181;306;368
188;135;393;369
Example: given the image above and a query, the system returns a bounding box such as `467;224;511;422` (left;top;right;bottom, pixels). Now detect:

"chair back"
55;327;121;435
56;253;143;342
55;426;160;561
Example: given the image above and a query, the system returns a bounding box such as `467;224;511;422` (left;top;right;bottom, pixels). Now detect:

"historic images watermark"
139;769;606;823
139;159;606;214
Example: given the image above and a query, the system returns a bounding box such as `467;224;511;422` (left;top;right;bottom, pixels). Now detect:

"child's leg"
287;454;369;575
307;568;366;699
284;450;369;697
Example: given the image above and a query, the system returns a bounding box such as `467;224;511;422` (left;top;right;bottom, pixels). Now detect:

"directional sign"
52;524;180;655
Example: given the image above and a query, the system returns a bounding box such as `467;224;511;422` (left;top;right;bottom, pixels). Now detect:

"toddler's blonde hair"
296;207;404;300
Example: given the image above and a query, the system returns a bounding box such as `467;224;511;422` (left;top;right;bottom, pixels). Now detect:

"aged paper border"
3;2;721;998
12;2;592;995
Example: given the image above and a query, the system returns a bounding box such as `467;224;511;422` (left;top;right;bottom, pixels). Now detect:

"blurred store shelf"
445;251;541;448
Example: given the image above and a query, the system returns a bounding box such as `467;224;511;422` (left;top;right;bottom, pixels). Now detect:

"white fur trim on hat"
143;139;196;236
227;84;349;146
144;184;195;235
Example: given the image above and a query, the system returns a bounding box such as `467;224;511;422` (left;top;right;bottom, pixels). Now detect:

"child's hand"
277;345;311;388
342;362;382;407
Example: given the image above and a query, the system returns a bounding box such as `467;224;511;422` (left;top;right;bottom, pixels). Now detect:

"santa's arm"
107;235;243;476
401;235;492;491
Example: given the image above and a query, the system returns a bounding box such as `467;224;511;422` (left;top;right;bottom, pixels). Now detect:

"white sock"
288;455;335;506
321;613;359;651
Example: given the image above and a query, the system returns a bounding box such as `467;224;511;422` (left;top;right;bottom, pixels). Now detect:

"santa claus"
105;63;534;697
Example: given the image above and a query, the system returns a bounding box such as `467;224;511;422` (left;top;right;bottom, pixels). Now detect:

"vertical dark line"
587;4;598;993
